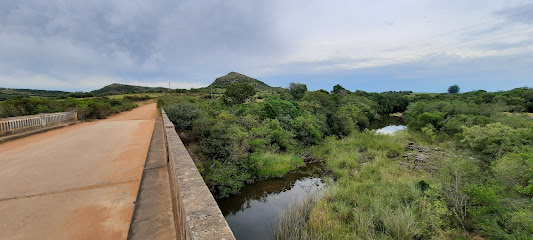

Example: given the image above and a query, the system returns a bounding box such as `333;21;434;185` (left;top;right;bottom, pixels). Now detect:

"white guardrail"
0;111;77;136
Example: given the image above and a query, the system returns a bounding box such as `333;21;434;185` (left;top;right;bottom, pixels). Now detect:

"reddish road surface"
0;102;157;240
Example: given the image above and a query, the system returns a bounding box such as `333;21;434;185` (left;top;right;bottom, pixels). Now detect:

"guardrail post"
40;114;46;128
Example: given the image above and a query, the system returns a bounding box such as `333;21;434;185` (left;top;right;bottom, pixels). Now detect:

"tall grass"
276;131;457;239
274;191;324;240
253;152;305;179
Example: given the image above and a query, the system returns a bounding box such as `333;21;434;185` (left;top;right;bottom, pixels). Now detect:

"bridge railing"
0;111;77;136
161;109;235;240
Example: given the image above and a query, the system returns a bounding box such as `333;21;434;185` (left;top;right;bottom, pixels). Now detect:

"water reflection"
375;125;407;135
369;114;405;129
217;163;324;240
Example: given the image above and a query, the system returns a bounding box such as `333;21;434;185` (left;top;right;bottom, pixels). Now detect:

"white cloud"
0;71;71;90
0;0;531;91
124;81;207;90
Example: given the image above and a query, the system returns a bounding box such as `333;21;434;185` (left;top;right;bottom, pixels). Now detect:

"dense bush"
0;97;137;120
462;123;533;158
164;102;202;130
400;91;533;239
123;95;152;101
492;150;533;196
225;82;256;103
260;98;300;122
293;114;323;146
61;92;95;98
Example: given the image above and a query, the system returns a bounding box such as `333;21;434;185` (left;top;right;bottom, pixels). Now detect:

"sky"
1;0;532;93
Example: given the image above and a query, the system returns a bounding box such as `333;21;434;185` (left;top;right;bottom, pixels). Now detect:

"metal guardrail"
161;109;235;240
0;111;77;136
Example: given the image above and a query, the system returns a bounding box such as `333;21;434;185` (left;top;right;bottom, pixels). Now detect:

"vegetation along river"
217;115;406;240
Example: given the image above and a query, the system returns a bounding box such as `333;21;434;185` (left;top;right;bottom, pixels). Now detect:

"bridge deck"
0;102;157;240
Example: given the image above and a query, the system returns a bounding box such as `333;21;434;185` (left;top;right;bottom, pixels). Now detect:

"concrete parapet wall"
0;111;77;136
161;109;235;240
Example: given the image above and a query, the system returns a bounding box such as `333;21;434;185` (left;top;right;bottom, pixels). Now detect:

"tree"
260;98;300;122
225;82;256;103
448;84;460;94
332;84;350;94
289;83;307;100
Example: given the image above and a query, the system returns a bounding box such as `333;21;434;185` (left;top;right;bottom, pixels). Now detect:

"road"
0;102;157;240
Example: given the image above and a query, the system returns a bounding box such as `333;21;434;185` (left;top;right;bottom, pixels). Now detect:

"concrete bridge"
0;102;234;240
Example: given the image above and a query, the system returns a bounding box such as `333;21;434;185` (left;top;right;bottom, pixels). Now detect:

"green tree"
260;98;299;122
225;82;256;103
293;114;323;145
448;84;460;94
332;84;350;94
289;82;307;100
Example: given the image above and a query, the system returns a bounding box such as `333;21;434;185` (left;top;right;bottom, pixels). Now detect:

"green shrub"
260;98;299;122
205;161;253;198
225;82;256;103
293;114;323;146
164;102;202;130
493;150;533;196
0;97;136;120
462;123;533;158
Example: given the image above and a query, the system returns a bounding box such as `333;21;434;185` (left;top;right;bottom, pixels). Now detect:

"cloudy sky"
1;0;532;92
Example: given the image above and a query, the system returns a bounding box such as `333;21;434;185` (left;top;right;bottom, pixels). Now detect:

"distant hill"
91;83;168;95
207;72;277;91
0;88;69;100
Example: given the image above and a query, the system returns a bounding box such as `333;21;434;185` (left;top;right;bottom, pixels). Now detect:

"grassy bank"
277;117;532;239
306;131;451;239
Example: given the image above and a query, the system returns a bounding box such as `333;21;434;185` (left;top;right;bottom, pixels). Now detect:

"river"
216;163;324;240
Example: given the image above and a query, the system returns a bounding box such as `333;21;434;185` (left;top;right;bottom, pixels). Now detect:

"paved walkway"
0;102;157;240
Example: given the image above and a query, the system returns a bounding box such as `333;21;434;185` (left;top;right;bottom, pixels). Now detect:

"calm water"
217;163;324;240
372;115;407;135
375;125;407;135
369;114;405;129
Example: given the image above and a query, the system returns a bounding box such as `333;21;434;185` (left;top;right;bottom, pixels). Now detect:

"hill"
91;83;168;95
207;72;276;91
0;88;69;100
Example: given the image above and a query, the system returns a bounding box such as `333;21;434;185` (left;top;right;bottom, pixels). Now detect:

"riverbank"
275;122;533;239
